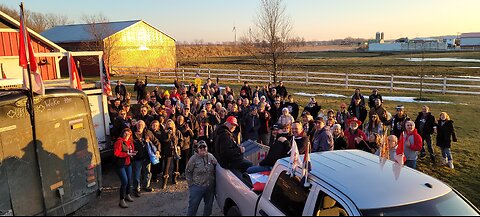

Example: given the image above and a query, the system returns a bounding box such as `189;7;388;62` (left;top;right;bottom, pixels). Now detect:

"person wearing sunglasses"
186;141;217;216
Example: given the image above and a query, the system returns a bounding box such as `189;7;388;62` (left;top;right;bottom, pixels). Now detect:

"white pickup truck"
216;150;480;216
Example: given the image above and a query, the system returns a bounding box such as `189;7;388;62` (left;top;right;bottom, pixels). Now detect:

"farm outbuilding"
460;32;480;49
0;10;66;80
41;20;176;76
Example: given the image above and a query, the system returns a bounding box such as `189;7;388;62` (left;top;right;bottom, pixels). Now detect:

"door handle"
259;210;269;216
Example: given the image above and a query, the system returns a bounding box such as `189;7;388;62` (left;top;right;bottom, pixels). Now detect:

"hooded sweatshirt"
397;129;423;161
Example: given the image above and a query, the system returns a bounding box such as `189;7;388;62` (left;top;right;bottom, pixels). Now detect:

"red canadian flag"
69;54;82;90
19;5;45;95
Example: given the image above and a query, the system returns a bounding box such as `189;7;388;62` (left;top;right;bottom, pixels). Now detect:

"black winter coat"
436;120;457;149
132;129;161;161
259;139;291;167
214;125;244;170
333;135;348;150
415;112;436;136
348;104;368;125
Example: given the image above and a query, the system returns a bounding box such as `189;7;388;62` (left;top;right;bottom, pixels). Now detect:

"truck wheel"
227;206;241;216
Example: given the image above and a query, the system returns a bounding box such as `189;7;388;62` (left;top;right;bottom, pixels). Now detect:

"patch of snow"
320;93;347;98
457;67;480;69
458;76;480;79
295;92;465;105
382;96;453;104
399;58;480;63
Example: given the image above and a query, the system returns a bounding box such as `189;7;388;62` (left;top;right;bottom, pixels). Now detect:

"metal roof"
41;20;175;44
278;150;452;210
41;20;140;43
461;32;480;38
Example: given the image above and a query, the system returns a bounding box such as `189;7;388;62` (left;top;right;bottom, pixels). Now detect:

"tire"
227;206;241;216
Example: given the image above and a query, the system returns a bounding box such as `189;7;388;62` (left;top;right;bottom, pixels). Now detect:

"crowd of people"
111;77;458;215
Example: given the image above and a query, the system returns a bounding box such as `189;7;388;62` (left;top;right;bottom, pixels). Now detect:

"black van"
0;88;102;216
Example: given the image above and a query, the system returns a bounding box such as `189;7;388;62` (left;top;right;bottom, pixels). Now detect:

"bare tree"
241;0;293;84
81;13;120;73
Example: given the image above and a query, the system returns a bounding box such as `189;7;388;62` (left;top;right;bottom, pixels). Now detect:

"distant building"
368;34;448;52
42;20;176;75
0;10;66;80
460;32;480;49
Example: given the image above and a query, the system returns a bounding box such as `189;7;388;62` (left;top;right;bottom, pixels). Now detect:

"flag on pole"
301;143;312;187
19;5;44;95
69;54;82;90
287;138;302;177
1;64;6;79
101;59;112;97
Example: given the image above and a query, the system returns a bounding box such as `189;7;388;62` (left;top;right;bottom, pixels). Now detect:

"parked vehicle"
0;87;102;216
216;150;479;216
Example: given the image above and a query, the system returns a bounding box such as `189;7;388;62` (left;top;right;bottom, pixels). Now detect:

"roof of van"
278;150;452;210
0;88;87;104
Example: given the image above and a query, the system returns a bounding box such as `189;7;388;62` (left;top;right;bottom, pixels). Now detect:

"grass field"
97;50;480;208
180;51;480;77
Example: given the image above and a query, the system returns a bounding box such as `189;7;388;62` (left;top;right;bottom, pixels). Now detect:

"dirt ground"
73;161;223;216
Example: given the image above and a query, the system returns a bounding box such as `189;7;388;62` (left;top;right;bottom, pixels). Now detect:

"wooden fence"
111;66;480;95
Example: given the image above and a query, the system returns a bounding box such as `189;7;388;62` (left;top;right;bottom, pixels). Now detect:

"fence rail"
111;66;480;95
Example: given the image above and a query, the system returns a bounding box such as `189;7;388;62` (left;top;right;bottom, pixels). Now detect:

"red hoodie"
114;137;134;166
396;129;423;162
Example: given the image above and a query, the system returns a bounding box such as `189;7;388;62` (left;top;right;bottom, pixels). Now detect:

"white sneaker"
447;161;454;169
442;158;448;166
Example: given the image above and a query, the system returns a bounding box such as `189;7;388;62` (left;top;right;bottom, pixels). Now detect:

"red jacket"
114;137;134;166
344;129;367;149
396;129;423;162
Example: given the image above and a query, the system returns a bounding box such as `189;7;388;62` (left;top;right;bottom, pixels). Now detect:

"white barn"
460;32;480;49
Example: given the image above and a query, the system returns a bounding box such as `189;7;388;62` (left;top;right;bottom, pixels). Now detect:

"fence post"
306;71;309;86
182;68;185;81
208;69;211;79
345;73;349;89
390;74;394;93
237;70;241;83
443;76;447;94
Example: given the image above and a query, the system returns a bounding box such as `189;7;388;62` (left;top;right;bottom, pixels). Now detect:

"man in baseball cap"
214;116;252;177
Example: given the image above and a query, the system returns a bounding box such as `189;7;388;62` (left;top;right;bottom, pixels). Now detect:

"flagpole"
20;3;48;215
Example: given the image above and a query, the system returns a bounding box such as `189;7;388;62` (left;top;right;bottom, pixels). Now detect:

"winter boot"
119;199;128;208
448;161;454;169
162;175;169;189
172;172;180;185
133;189;141;198
125;194;134;202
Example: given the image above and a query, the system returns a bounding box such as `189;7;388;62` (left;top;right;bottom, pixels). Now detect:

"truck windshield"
361;191;479;216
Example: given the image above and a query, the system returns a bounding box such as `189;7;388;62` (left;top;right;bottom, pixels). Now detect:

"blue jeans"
247;166;272;174
188;185;215;216
441;148;453;161
116;165;132;199
405;160;417;170
133;160;152;191
421;135;435;159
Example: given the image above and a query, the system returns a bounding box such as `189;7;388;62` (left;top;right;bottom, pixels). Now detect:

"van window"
270;171;310;216
314;193;349;216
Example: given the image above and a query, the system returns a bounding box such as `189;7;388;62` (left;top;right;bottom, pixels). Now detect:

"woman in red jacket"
114;128;137;208
396;121;423;169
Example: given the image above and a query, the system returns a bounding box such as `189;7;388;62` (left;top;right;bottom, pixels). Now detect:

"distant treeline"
0;4;71;33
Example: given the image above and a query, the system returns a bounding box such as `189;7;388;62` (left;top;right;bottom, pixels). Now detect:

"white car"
216;150;479;216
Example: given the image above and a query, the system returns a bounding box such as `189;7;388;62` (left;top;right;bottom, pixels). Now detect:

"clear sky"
3;0;480;43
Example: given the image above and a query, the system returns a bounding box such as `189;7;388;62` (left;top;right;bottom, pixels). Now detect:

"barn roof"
0;10;66;52
461;32;480;38
41;20;175;43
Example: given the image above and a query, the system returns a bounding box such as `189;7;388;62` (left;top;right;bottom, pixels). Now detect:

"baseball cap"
226;116;239;126
197;140;208;149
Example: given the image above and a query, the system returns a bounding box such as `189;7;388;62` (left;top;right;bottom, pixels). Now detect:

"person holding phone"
114;128;137;208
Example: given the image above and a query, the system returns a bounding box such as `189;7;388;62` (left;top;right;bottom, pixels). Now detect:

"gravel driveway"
73;162;223;216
